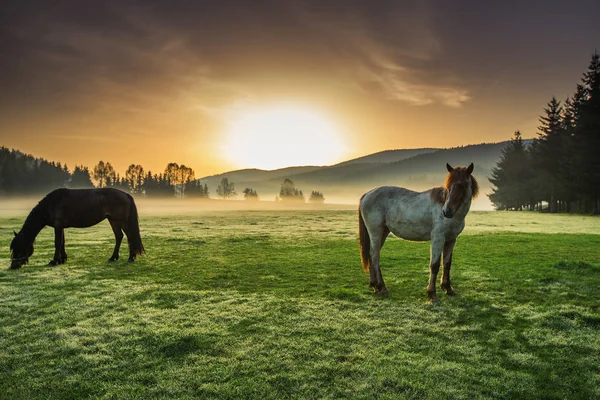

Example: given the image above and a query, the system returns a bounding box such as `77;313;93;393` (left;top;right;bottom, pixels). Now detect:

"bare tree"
163;162;195;197
217;178;237;199
125;164;145;194
93;161;116;188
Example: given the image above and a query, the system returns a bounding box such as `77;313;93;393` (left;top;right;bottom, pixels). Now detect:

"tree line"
0;150;326;203
489;51;600;214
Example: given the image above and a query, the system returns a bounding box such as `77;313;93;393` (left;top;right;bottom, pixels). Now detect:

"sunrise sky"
1;0;599;176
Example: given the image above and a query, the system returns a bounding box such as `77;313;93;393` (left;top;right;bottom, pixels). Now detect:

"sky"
1;0;599;177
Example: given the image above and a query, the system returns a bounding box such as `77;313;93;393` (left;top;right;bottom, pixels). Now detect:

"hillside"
333;148;437;166
199;141;512;210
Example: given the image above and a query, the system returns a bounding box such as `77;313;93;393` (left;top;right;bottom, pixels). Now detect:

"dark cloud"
0;0;476;115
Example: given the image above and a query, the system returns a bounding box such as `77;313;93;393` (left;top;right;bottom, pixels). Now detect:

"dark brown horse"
10;188;144;269
359;163;478;302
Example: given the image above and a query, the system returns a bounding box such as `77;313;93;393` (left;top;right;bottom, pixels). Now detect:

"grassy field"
1;209;599;399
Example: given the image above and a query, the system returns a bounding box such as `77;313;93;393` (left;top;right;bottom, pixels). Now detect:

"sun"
222;105;348;170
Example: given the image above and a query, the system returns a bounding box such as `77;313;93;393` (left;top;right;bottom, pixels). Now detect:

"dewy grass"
1;210;599;399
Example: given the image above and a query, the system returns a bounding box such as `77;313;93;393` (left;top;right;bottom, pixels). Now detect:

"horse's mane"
470;175;479;198
430;187;447;205
21;190;60;231
430;167;479;205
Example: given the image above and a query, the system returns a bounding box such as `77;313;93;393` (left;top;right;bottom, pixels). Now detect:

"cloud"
290;0;471;108
0;0;472;125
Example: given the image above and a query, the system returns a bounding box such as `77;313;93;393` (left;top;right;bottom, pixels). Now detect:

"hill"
198;141;513;210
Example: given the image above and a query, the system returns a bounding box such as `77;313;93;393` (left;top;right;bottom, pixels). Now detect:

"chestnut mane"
430;165;479;205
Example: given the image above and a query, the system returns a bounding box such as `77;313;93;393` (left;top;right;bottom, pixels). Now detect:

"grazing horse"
358;163;478;302
10;188;144;269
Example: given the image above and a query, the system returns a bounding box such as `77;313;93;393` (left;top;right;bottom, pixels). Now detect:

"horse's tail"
358;197;371;272
127;195;145;256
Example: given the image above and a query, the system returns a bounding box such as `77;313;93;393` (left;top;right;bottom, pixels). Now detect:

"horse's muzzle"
10;259;27;269
442;208;454;218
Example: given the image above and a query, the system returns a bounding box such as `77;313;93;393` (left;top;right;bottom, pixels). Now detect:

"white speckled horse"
358;163;479;302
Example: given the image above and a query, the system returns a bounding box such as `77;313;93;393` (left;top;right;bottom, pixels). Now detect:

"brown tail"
358;200;371;272
127;195;145;256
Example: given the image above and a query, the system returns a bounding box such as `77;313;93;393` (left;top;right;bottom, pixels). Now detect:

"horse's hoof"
108;257;118;262
374;287;389;296
127;258;135;263
48;260;59;267
428;296;440;303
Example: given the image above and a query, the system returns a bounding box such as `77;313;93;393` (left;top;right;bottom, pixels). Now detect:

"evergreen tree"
531;97;566;212
488;131;533;210
308;190;325;203
574;51;600;213
186;179;210;198
70;165;94;188
243;187;259;201
279;178;305;202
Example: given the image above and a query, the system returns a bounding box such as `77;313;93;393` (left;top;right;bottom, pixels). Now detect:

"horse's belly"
68;218;106;228
60;212;107;228
390;226;431;242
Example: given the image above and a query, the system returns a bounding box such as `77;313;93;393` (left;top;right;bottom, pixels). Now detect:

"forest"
488;52;600;214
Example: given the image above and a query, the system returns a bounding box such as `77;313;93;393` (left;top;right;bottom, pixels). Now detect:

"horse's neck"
21;209;47;242
454;199;472;221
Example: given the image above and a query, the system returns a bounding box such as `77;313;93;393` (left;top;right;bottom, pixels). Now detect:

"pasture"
1;208;599;399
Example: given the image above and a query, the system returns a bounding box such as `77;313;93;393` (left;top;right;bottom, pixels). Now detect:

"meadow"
1;207;599;399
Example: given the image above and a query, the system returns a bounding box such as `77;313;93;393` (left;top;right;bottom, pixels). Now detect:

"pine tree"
309;190;325;203
488;131;532;210
575;51;600;213
70;165;94;188
531;97;566;212
243;188;259;201
279;179;305;202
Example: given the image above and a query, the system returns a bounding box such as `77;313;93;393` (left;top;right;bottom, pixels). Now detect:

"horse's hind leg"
440;239;456;295
108;219;124;262
370;226;390;295
122;226;136;262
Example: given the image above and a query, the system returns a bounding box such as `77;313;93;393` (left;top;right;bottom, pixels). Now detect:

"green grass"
1;210;599;399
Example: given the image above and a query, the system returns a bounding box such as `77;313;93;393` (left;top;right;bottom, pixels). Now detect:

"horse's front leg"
426;236;444;302
60;229;67;262
50;227;65;266
441;239;456;295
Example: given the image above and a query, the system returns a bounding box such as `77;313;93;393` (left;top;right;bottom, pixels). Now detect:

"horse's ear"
467;162;474;174
13;230;17;237
446;163;453;173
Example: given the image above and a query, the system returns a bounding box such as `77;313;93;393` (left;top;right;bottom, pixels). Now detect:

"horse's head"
10;231;34;269
442;163;479;218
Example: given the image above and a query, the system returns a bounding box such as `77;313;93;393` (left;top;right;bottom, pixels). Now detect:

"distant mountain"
199;141;514;210
333;148;438;166
199;166;322;185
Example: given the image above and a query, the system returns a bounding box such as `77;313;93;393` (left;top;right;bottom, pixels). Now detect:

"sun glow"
223;105;347;170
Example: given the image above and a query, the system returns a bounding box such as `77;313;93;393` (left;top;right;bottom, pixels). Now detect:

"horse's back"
360;186;436;241
48;188;132;228
360;186;423;216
